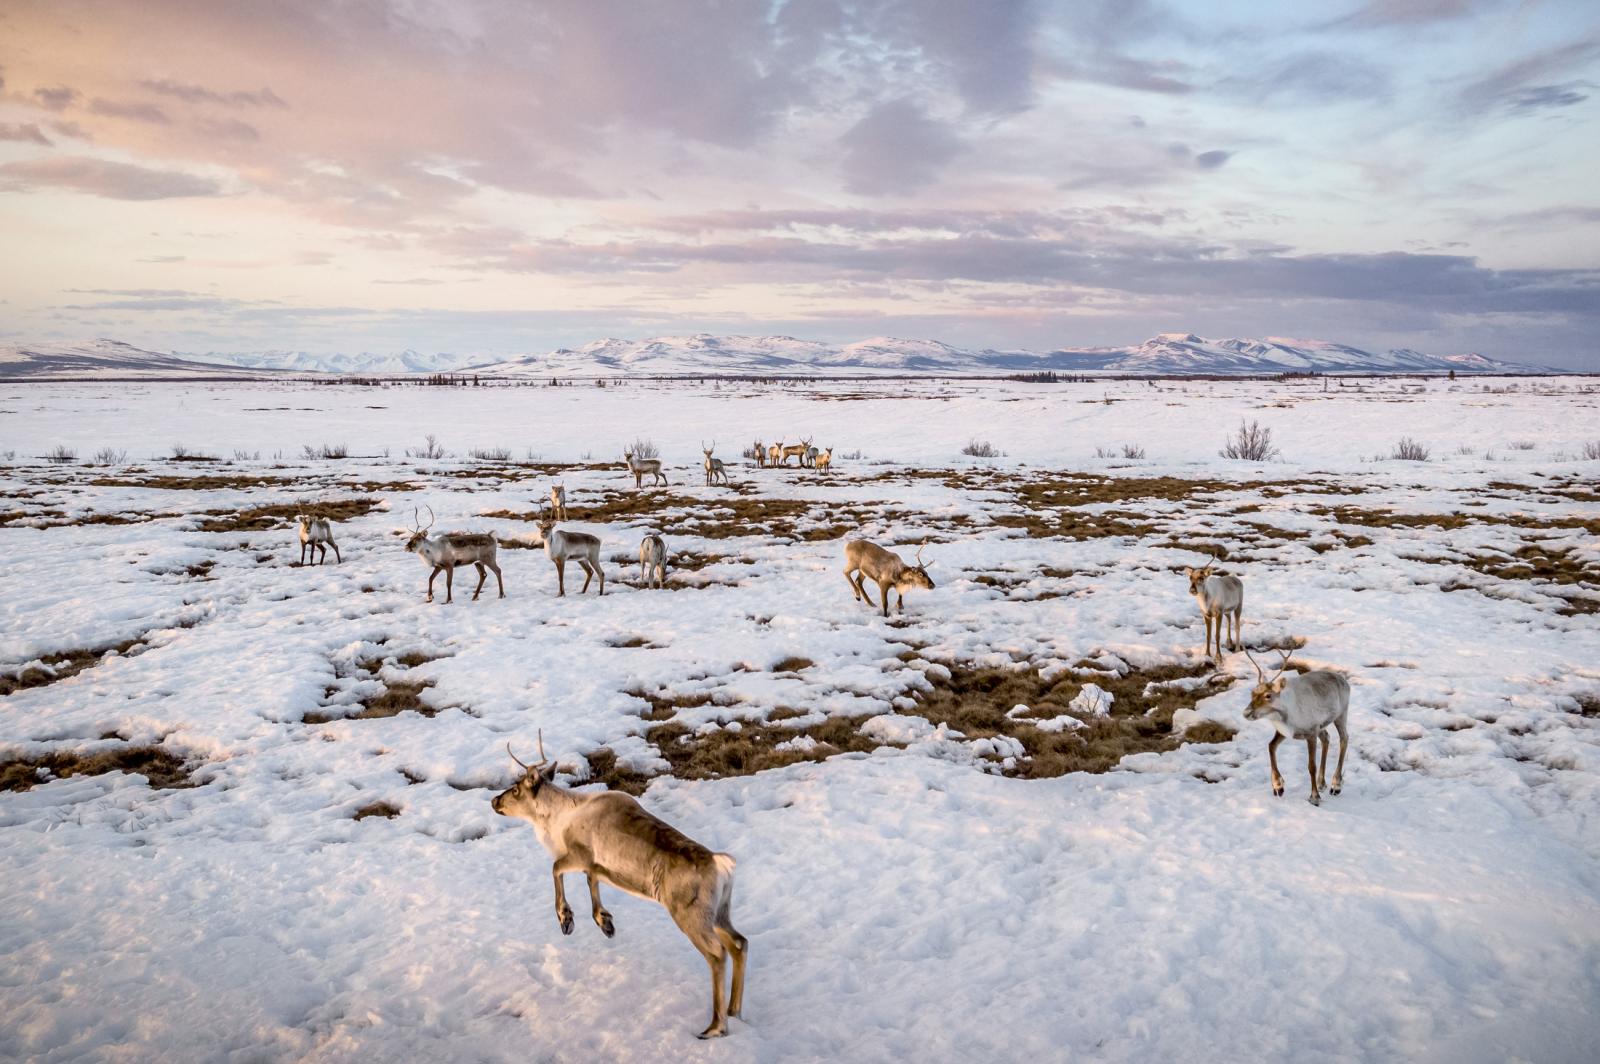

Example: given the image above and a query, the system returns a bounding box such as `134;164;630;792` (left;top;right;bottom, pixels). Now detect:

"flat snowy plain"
2;376;1598;1063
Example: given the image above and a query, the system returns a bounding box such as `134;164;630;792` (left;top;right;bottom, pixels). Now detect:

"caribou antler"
1244;648;1266;684
423;504;435;531
915;540;927;567
507;730;549;774
1275;650;1294;678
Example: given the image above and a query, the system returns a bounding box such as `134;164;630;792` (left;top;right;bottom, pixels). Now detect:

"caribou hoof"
1307;793;1321;807
1330;784;1342;796
598;913;615;938
696;1025;729;1040
559;910;574;935
1272;783;1284;798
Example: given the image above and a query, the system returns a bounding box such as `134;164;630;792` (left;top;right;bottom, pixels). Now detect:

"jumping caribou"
493;735;748;1038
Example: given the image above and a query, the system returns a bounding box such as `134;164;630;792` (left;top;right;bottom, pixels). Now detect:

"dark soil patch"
771;656;815;673
0;745;195;792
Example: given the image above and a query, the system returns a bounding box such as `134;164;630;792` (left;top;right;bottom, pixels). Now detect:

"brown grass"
305;678;437;723
197;497;383;532
586;715;881;795
0;745;194;792
585;655;1237;792
907;658;1235;778
1456;543;1600;586
1;636;142;697
352;800;402;820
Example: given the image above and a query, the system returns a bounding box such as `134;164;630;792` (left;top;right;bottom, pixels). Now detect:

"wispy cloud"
138;78;286;108
0;158;222;200
0;0;1596;365
0;122;51;145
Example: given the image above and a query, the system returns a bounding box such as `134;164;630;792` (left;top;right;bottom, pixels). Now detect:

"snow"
2;375;1598;1062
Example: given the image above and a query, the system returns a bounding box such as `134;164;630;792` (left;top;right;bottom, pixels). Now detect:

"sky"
1;0;1598;369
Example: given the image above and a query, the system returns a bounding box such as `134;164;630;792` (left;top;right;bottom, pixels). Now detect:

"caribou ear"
538;761;558;784
1272;677;1288;693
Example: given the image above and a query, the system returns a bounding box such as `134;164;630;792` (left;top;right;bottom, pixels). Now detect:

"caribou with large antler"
492;734;749;1039
843;538;935;617
779;437;811;467
1242;649;1350;806
402;506;505;603
701;441;730;486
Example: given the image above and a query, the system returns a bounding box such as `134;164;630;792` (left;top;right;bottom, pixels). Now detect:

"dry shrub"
1220;420;1280;461
1390;437;1430;462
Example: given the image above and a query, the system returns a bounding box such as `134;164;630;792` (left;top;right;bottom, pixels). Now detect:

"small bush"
962;439;1002;458
1390;437;1430;462
170;443;196;459
407;434;448;460
841;449;863;460
468;446;512;462
1507;440;1536;451
1219;420;1280;461
1582;440;1600;461
1121;444;1146;460
45;444;76;464
1094;445;1114;459
232;448;260;461
627;437;660;460
92;447;128;466
302;442;349;460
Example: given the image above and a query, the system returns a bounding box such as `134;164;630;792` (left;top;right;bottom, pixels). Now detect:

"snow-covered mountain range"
194;348;467;375
0;333;1553;379
0;339;271;380
463;332;1546;376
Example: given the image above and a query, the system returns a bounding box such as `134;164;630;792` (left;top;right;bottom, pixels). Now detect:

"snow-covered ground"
2;376;1597;1063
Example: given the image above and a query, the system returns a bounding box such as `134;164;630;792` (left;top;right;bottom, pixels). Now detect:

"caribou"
493;735;748;1039
294;513;341;566
779;438;811;467
639;532;668;589
843;539;935;617
1185;565;1244;659
1243;650;1351;806
536;506;604;596
701;442;730;486
403;506;504;603
624;449;668;489
548;482;568;521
